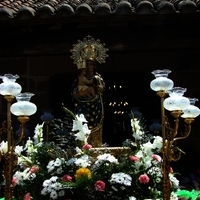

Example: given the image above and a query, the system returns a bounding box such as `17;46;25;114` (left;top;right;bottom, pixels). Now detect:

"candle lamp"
0;74;37;200
150;69;200;200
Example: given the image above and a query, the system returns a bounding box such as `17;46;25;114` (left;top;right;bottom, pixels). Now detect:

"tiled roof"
0;0;200;23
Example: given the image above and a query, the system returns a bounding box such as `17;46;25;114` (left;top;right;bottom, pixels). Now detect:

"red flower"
129;155;139;162
152;154;161;162
139;174;150;184
23;193;31;200
82;143;92;150
94;180;105;191
12;177;17;187
62;174;72;182
169;167;173;173
30;165;39;173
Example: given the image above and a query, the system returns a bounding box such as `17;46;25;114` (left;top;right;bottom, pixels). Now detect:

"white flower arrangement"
8;110;180;200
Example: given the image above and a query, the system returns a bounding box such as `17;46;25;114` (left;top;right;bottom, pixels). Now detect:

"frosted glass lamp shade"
150;69;174;92
164;87;190;111
0;74;22;96
10;93;37;116
181;98;200;118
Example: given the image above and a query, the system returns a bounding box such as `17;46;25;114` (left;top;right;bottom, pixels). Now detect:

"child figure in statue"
77;62;95;98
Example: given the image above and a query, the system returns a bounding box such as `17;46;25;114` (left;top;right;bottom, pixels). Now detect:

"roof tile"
94;2;111;15
178;0;197;13
76;3;93;16
156;1;176;14
0;0;199;22
115;1;133;15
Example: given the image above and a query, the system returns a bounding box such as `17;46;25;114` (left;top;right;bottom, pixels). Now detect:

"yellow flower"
75;167;91;179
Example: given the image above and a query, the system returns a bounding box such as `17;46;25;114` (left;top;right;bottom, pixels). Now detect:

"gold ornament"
70;35;109;67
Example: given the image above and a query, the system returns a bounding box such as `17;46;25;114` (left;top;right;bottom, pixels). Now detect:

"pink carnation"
82;143;92;150
169;167;173;173
139;174;150;184
30;165;39;173
129;155;139;162
23;193;31;200
152;154;161;162
62;174;72;182
94;180;105;191
12;177;17;187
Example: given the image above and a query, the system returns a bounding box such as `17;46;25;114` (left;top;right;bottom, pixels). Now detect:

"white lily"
15;145;23;156
0;140;8;154
33;123;44;144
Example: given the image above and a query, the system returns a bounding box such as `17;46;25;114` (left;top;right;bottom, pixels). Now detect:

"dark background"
1;11;200;185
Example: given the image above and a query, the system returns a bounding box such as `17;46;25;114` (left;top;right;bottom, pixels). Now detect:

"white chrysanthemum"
110;172;132;186
50;190;58;199
47;160;54;168
75;155;91;167
29;173;36;180
56;167;63;174
96;153;118;163
50;176;58;182
52;182;63;190
41;187;48;195
47;160;55;173
148;166;162;177
54;158;62;167
43;179;51;187
13;167;32;184
93;153;118;170
58;190;65;197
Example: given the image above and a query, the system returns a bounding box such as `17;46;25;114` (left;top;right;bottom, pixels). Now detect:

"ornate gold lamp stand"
0;74;37;200
150;69;200;200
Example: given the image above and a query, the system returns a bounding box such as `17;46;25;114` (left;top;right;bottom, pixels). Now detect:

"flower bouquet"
0;106;180;200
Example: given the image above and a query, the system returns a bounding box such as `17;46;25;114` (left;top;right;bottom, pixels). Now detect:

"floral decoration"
0;106;180;200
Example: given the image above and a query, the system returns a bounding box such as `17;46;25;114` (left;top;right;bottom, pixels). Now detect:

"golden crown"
70;36;108;67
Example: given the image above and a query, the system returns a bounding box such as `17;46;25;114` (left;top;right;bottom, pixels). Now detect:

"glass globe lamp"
41;110;54;121
164;87;190;111
181;98;200;118
149;119;162;133
150;69;174;92
10;92;37;116
0;74;22;96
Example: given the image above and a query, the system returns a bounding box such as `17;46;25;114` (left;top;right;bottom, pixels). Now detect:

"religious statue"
70;36;108;147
